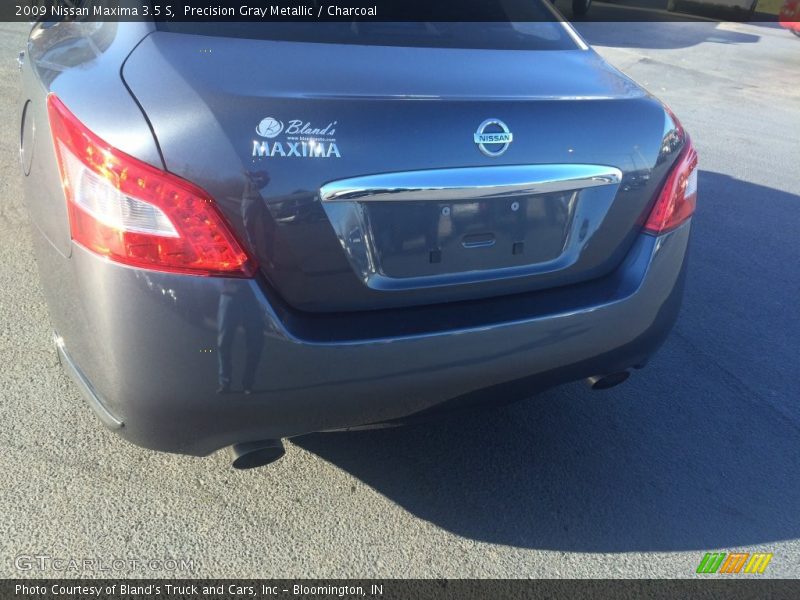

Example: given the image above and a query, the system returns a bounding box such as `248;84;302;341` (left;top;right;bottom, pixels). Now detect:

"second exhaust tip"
586;371;630;390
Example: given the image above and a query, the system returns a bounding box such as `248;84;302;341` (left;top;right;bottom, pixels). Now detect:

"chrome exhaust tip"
586;371;630;390
228;439;285;469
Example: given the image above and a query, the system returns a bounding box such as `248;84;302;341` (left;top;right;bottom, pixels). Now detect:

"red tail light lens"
47;94;256;277
644;138;698;235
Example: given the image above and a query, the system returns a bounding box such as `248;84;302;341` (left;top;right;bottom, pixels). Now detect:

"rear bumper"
41;223;690;456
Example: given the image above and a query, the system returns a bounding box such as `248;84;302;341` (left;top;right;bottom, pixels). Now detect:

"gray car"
18;14;697;468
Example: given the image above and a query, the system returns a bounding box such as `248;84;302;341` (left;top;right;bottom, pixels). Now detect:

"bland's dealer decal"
252;117;341;159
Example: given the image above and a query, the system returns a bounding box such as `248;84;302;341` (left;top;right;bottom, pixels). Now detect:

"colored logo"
696;552;773;574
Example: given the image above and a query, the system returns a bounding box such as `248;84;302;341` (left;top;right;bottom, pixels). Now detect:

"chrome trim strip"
320;164;622;203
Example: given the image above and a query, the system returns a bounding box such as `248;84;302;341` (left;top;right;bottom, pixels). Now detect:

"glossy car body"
19;17;694;461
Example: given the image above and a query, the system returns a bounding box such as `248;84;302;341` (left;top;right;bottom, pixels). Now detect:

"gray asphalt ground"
1;15;799;579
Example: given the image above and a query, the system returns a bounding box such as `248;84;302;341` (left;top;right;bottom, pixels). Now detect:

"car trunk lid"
122;31;676;312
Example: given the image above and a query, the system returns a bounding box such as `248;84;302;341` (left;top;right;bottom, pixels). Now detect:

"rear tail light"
644;137;698;235
47;94;256;277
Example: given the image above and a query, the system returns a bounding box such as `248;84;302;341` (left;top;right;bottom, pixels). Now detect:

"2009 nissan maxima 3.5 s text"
19;13;697;468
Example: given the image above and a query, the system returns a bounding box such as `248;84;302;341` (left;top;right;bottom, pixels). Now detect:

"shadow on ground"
296;172;800;552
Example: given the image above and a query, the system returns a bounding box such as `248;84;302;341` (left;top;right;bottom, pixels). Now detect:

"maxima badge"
252;117;341;159
474;119;513;157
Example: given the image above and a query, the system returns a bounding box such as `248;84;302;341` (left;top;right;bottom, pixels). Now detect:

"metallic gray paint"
54;333;123;430
120;32;681;312
19;21;692;458
37;223;687;456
